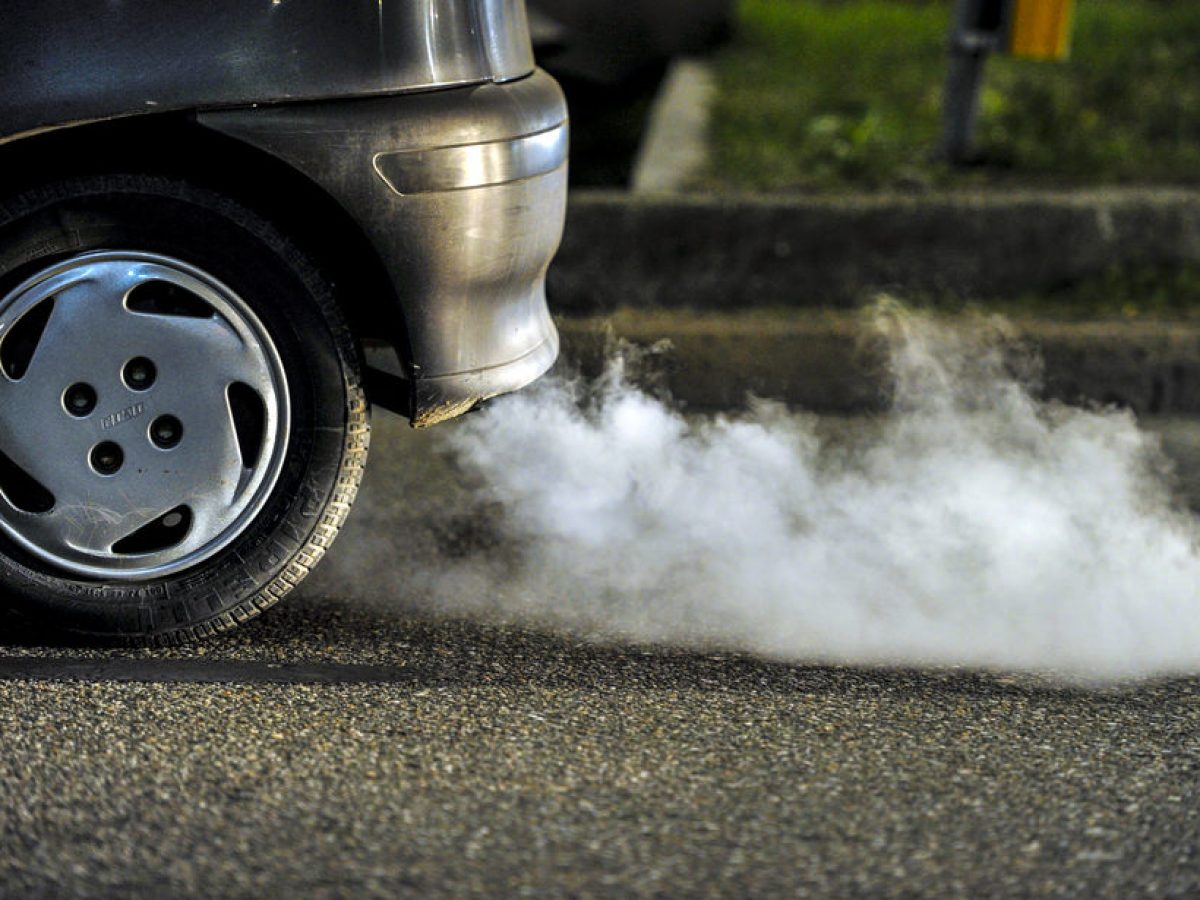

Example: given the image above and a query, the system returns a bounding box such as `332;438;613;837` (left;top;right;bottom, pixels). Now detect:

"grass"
705;0;1200;192
1005;263;1200;319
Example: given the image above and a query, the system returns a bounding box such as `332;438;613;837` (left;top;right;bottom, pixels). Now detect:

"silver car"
0;0;567;643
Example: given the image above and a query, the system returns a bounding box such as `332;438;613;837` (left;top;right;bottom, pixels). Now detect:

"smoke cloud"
354;304;1200;681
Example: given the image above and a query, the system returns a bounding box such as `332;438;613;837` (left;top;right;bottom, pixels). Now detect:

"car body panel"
0;0;534;144
199;70;568;426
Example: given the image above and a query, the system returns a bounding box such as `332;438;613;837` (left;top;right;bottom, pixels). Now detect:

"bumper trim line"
372;122;567;195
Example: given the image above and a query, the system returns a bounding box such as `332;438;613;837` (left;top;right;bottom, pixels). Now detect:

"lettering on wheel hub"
100;402;146;431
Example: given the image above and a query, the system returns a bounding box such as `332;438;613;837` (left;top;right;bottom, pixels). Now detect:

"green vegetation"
1006;263;1200;319
845;264;1200;320
705;0;1200;192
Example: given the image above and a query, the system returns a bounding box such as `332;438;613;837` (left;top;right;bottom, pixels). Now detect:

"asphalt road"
3;415;1200;897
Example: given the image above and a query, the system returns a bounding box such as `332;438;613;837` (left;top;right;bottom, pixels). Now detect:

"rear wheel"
0;175;368;644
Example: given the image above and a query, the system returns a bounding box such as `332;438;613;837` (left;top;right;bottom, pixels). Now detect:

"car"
0;0;568;645
529;0;732;86
528;0;731;186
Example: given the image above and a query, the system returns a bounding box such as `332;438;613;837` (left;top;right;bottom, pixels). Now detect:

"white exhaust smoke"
394;304;1200;681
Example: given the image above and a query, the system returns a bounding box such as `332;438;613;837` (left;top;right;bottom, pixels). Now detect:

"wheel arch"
0;114;414;410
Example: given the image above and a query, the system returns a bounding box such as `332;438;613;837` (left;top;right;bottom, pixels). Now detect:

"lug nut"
63;383;97;417
123;357;157;391
90;441;124;475
150;415;183;449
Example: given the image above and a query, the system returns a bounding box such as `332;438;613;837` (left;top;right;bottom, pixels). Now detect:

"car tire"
0;174;368;645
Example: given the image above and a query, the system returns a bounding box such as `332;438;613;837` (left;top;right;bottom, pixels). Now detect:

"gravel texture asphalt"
3;415;1200;897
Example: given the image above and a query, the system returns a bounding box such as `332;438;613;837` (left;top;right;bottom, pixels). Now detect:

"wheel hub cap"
0;251;290;579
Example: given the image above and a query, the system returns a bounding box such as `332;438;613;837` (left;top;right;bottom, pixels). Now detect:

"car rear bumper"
198;69;568;426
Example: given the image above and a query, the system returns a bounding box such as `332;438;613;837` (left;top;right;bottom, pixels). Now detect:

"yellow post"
1008;0;1076;60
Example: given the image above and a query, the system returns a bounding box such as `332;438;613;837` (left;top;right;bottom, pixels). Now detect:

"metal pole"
939;0;1007;164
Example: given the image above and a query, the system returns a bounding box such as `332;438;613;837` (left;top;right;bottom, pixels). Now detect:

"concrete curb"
630;58;715;194
548;189;1200;314
556;312;1200;415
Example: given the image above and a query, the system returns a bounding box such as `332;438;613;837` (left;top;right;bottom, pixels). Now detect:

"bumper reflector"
373;123;568;195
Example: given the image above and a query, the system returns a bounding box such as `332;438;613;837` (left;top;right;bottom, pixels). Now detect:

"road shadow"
0;654;418;685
